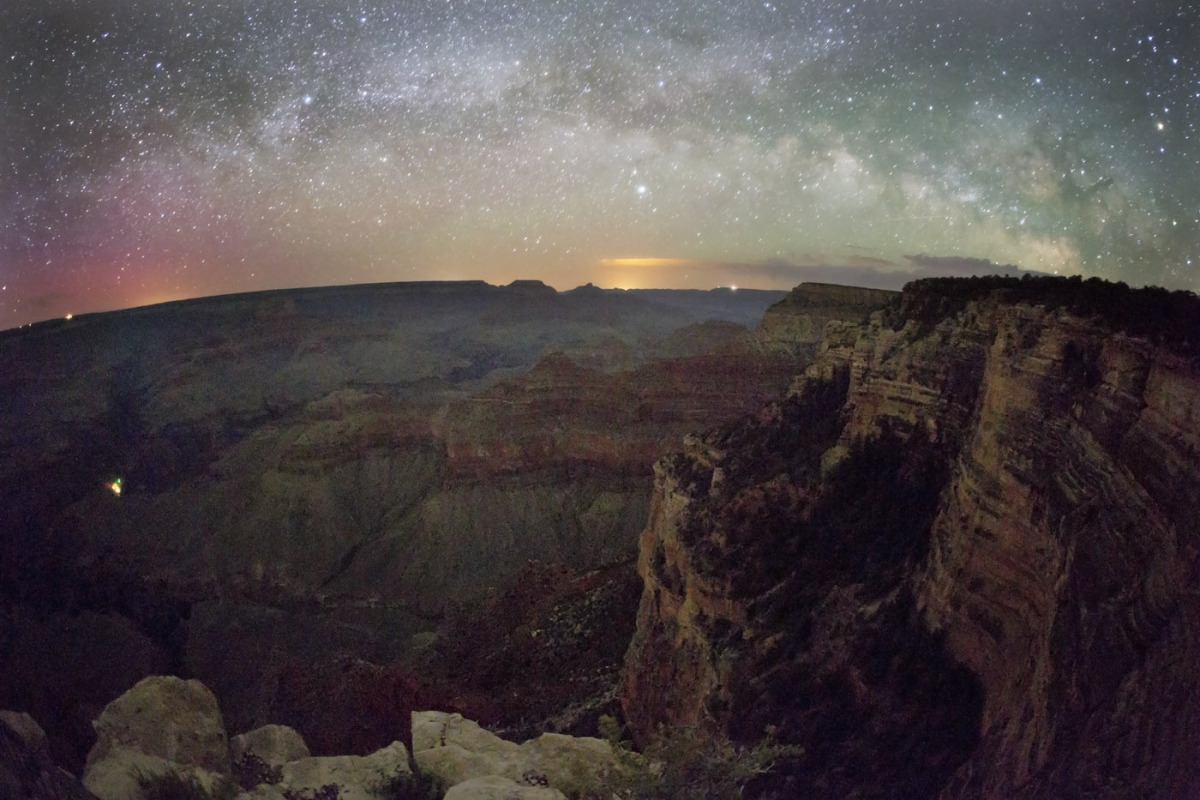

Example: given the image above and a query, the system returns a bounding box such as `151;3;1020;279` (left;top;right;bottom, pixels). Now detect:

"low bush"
136;770;236;800
376;766;445;800
580;721;802;800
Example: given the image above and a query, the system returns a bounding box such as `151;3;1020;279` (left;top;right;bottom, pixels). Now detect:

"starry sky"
2;0;1197;329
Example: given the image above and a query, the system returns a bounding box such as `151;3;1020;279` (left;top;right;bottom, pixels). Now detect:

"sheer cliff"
621;276;1200;799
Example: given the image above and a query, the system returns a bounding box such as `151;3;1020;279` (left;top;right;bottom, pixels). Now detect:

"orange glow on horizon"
599;257;695;268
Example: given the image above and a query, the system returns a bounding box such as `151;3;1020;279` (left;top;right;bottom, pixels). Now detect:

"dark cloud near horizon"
904;254;1028;278
723;255;1043;291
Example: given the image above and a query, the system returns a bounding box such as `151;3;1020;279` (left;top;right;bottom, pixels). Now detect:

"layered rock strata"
621;277;1200;798
755;282;897;354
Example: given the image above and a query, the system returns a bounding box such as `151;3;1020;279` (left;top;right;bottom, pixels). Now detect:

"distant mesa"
504;279;557;297
565;282;606;295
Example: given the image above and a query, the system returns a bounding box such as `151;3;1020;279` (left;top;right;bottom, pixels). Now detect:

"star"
0;0;1196;329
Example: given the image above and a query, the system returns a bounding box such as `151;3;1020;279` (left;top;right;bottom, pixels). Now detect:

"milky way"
2;0;1197;328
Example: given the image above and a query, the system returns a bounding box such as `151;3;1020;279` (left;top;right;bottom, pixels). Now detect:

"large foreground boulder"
411;711;618;797
86;676;229;774
81;676;230;800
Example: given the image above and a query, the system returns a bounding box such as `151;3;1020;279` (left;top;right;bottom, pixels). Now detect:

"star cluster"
2;0;1197;327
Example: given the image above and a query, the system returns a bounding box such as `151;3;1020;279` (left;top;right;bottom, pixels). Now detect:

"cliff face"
756;282;897;355
621;278;1200;798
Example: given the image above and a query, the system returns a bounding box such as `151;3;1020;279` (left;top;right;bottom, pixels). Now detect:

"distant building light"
108;478;123;496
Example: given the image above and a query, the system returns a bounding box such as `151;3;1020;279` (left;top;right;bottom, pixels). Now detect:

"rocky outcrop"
411;711;619;798
75;676;418;800
241;743;411;800
85;676;229;775
755;282;896;354
621;277;1200;799
230;724;310;782
83;676;231;800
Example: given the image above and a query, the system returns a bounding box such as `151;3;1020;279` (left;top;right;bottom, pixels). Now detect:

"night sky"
2;0;1197;329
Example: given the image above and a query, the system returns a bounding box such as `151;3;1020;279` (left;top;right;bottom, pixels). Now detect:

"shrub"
232;752;282;789
136;770;236;800
282;785;340;800
376;766;445;800
576;725;802;800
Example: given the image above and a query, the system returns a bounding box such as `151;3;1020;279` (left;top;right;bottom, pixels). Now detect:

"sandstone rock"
86;676;229;773
240;741;409;800
83;748;229;800
84;676;229;792
230;724;309;788
411;712;509;757
230;724;309;768
412;711;619;796
442;775;566;800
520;733;617;792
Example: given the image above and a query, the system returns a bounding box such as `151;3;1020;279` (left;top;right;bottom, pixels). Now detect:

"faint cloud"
716;253;1046;291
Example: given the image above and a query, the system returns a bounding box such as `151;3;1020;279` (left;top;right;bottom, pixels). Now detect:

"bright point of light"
1156;121;1166;131
108;477;123;496
65;313;73;320
302;95;314;105
730;285;739;291
636;185;648;195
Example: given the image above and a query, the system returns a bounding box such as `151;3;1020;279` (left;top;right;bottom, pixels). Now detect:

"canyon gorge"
3;276;1199;798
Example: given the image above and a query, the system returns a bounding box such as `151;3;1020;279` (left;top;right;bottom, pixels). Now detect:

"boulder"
82;676;231;800
412;712;516;760
85;676;229;774
230;724;310;791
443;775;566;800
240;741;409;800
521;733;618;792
411;711;618;796
231;724;310;770
82;749;229;800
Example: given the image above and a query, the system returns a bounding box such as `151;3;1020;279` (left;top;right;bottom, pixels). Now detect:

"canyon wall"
0;279;897;768
756;282;897;355
621;277;1200;798
0;281;784;610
